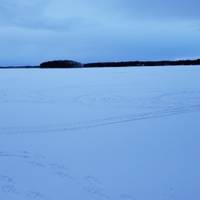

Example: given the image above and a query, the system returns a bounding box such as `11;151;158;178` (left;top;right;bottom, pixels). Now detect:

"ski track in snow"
0;150;136;200
0;90;200;135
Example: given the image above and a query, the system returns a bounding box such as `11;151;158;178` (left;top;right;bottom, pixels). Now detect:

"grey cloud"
0;0;83;31
108;0;200;19
1;0;199;31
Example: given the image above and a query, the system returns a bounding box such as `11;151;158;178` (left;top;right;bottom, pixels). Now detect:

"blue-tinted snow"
0;66;200;200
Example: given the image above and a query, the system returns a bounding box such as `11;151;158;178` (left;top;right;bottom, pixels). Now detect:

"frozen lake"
0;66;200;200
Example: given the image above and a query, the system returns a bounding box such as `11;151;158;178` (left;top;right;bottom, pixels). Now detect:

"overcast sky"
0;0;200;65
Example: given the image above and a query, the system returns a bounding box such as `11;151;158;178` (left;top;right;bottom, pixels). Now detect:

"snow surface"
0;66;200;200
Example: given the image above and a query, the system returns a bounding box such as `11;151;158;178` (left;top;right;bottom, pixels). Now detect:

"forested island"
40;59;200;68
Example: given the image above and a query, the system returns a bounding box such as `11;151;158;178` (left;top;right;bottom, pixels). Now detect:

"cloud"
0;0;84;31
111;0;200;20
1;0;200;31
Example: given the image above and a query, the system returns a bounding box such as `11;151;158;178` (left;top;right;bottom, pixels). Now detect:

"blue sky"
0;0;200;65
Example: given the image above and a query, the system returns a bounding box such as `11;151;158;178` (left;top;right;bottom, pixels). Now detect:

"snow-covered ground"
0;66;200;200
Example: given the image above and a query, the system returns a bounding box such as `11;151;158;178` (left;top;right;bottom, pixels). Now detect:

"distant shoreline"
0;66;39;69
1;59;200;69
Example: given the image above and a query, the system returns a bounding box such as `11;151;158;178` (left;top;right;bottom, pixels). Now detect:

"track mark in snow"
1;105;200;135
84;175;103;186
0;150;137;200
27;161;46;168
82;175;111;199
77;94;134;107
120;194;136;200
0;150;113;199
0;175;13;184
1;90;200;135
0;184;50;200
26;191;49;200
1;184;20;195
0;174;21;197
0;151;31;159
55;171;74;180
83;185;111;199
